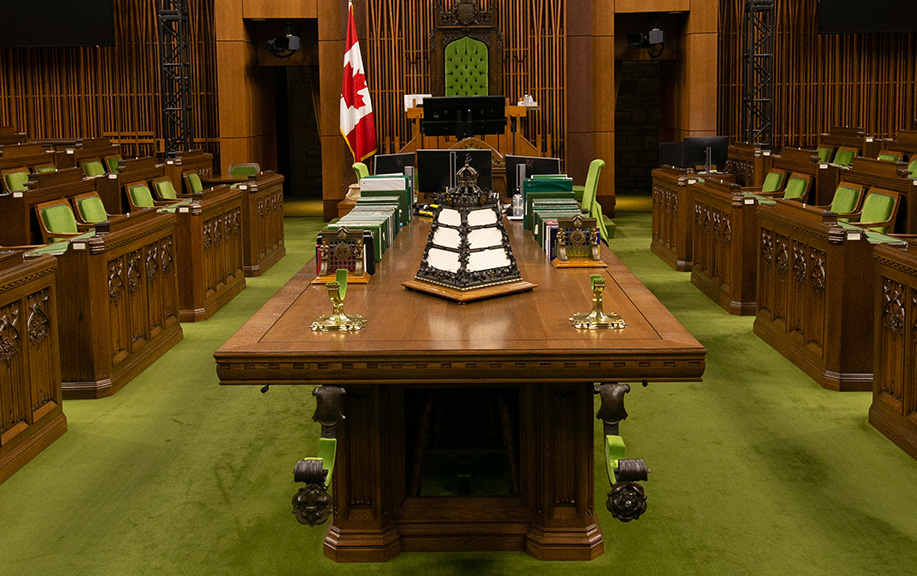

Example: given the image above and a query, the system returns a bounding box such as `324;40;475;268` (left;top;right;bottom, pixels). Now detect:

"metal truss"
743;0;774;148
157;0;193;154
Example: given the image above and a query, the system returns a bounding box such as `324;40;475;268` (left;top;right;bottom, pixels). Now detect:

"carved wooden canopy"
429;0;504;97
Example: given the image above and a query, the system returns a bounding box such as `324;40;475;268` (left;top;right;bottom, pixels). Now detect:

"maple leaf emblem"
342;62;368;110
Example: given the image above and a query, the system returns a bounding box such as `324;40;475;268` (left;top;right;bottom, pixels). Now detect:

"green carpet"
1;213;915;576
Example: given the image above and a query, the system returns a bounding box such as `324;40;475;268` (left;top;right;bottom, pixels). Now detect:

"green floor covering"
1;212;915;576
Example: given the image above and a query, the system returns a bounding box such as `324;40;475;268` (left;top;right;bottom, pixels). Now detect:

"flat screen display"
374;153;414;175
0;1;115;47
504;155;562;196
416;149;493;194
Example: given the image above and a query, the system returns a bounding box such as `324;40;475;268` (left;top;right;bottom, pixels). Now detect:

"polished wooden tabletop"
215;216;706;386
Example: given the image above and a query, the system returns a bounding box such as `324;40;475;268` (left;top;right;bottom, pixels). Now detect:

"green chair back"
128;184;156;208
761;170;785;194
908;158;917;179
34;164;56;174
229;163;259;177
106;156;123;173
878;153;899;162
580;159;605;213
833;148;855;166
40;203;79;242
860;191;896;233
75;195;109;224
4;170;29;192
82;160;106;178
153;179;178;200
830;185;861;222
353;162;369;181
783;175;810;200
186;173;203;194
444;36;489;97
816;146;833;163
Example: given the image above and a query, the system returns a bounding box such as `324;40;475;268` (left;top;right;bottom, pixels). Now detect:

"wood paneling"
718;1;917;148
0;1;219;161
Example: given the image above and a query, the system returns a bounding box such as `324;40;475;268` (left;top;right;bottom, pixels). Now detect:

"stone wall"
614;61;661;196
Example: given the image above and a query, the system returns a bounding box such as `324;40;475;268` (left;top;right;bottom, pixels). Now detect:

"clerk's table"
215;217;706;562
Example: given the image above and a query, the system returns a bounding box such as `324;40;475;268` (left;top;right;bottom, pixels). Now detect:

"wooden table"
215;218;706;562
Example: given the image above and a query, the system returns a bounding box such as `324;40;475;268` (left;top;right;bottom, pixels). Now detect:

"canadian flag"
340;1;377;162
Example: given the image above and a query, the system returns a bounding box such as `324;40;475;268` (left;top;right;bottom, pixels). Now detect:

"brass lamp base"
570;310;627;330
311;311;367;332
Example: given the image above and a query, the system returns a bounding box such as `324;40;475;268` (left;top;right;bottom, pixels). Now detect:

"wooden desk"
755;200;880;391
871;240;917;459
55;209;183;399
215;219;706;562
651;166;696;271
0;251;66;484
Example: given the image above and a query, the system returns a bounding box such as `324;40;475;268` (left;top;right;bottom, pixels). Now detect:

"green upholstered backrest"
153;179;178;200
229;163;259;177
75;195;109;223
830;185;861;221
908;158;917;179
860;191;895;233
34;164;56;174
82;160;106;177
833;148;855;166
4;170;29;192
105;156;123;173
816;146;833;162
878;153;899;162
761;171;785;193
186;172;203;194
444;36;489;97
353;162;369;181
783;175;809;200
40;203;79;241
128;184;156;208
580;159;605;212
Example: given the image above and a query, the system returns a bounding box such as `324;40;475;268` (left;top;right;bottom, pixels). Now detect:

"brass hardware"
311;270;366;332
570;275;626;330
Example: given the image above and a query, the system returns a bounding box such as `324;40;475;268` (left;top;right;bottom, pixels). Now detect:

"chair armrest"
76;223;95;232
853;220;892;229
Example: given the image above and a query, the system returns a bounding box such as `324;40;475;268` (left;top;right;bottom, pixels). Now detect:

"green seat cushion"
860;193;895;233
761;171;784;194
830;185;860;222
444;36;489;97
783;176;808;199
5;171;29;192
35;165;56;174
908;158;917;179
40;204;79;241
154;179;178;200
833;149;855;166
878;153;898;162
82;160;106;177
230;164;259;177
129;185;156;208
816;146;833;162
186;173;203;194
76;196;109;223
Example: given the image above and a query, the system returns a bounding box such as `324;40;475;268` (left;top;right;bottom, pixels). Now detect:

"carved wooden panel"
806;247;827;352
127;249;148;353
0;302;26;443
719;1;917;148
878;278;905;407
0;2;219;160
25;288;55;417
108;257;130;366
160;236;178;327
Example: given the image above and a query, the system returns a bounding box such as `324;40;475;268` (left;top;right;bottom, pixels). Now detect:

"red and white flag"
340;1;377;162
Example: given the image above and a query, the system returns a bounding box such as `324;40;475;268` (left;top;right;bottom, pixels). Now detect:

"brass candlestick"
311;270;366;332
571;274;627;330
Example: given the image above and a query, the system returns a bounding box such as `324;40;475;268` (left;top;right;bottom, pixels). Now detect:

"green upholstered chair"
838;187;901;234
71;192;113;224
229;163;260;177
353;162;369;182
832;146;856;166
444;36;489;97
816;146;834;163
152;177;180;201
125;181;161;210
877;150;902;162
183;171;204;194
34;198;92;243
1;167;30;193
760;169;787;193
578;159;605;214
812;182;864;223
907;158;917;179
105;155;123;174
81;158;106;178
755;171;812;202
32;163;57;174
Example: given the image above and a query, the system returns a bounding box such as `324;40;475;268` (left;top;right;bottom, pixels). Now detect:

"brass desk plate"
311;272;371;285
571;275;627;330
552;258;608;269
403;278;537;303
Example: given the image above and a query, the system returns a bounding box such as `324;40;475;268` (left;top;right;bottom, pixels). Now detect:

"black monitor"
374;153;414;175
658;141;685;168
421;96;507;139
415;149;494;194
682;136;729;172
504;155;563;196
